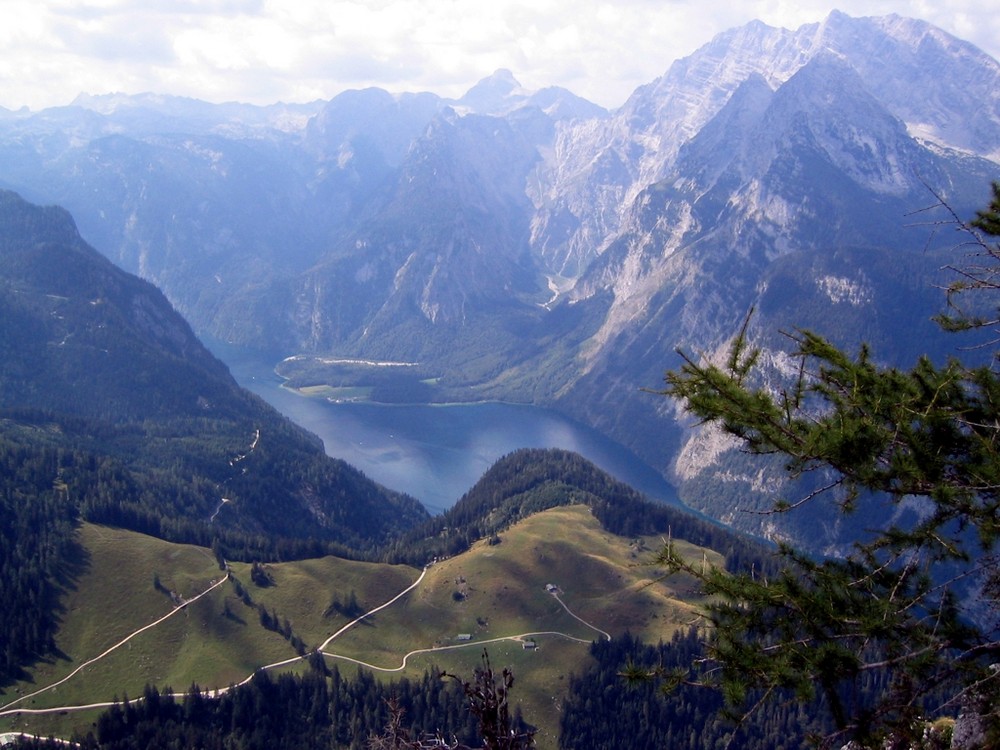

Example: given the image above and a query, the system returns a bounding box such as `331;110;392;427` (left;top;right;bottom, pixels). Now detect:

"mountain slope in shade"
0;191;243;421
0;189;428;553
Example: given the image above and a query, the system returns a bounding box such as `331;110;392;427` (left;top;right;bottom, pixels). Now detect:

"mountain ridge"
531;10;1000;274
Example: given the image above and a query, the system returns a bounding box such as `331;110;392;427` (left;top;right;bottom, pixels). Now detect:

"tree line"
0;434;79;684
557;630;921;750
10;662;512;750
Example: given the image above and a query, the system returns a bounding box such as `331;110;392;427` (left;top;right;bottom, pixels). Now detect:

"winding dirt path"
0;576;229;717
322;630;592;673
0;566;429;719
551;592;611;641
316;565;428;652
0;561;612;722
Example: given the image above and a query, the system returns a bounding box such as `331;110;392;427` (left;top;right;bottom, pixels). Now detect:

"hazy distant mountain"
70;92;324;135
454;68;608;121
0;11;997;551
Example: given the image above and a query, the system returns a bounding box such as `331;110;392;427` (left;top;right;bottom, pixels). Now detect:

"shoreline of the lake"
281;380;544;410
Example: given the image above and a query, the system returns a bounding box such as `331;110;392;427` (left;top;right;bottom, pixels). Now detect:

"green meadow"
1;506;718;747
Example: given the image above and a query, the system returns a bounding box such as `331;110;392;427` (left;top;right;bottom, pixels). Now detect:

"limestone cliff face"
526;10;1000;278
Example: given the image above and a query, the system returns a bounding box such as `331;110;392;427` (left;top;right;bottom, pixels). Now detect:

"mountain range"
0;190;770;747
1;10;998;555
3;10;1000;748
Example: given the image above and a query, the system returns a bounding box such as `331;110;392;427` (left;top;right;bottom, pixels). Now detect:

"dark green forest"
11;665;484;750
559;631;849;750
561;633;952;749
0;436;79;681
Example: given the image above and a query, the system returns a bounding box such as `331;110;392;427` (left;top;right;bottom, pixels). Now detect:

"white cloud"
1;0;997;111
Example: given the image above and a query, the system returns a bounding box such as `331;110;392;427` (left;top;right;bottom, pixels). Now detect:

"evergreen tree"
366;650;534;750
655;186;1000;748
442;650;535;750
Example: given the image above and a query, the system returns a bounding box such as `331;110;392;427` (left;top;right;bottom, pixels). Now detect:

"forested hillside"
0;190;427;684
385;448;769;576
0;437;79;681
558;632;861;749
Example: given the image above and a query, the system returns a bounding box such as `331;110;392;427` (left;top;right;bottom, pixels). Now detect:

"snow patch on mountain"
673;422;739;482
817;275;873;306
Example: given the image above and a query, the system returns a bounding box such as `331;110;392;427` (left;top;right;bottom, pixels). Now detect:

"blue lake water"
216;345;679;515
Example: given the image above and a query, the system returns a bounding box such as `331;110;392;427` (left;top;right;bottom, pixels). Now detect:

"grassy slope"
311;505;720;747
1;507;719;747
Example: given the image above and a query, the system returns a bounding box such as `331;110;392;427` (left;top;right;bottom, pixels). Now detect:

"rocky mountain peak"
527;11;1000;279
455;69;525;113
452;69;605;123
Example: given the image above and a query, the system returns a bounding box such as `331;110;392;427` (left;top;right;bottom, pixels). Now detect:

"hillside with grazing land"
0;506;722;747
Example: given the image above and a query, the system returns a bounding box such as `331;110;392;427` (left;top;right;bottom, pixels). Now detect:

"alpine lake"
214;344;679;515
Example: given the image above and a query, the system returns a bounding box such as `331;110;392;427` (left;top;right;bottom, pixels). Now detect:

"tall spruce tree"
655;185;1000;749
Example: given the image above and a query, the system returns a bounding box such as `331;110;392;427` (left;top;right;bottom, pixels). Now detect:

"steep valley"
1;11;997;553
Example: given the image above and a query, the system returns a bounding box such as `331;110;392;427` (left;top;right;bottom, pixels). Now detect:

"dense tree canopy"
656;185;1000;748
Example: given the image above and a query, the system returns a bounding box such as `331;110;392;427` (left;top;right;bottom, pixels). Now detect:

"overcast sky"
3;1;998;112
